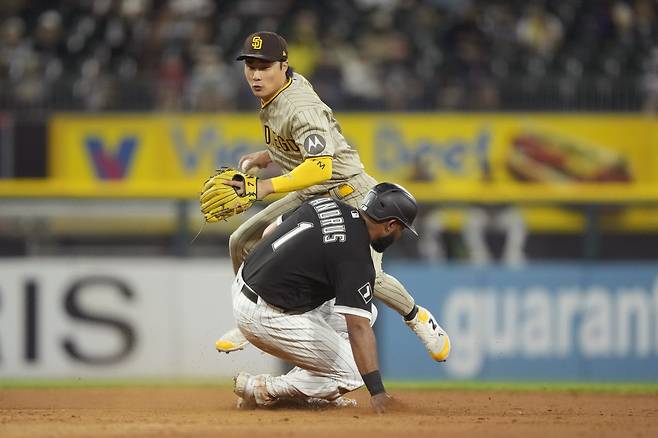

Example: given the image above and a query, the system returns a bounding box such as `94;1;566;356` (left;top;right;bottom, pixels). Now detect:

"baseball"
241;159;255;174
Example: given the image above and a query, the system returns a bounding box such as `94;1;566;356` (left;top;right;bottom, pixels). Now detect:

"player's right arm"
344;314;392;413
239;150;272;173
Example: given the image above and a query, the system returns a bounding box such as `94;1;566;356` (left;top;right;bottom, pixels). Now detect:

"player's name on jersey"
309;197;347;244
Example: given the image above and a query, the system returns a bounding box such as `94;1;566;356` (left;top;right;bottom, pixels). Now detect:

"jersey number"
271;222;314;251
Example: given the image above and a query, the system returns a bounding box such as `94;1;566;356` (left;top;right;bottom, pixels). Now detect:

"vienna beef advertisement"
47;113;656;199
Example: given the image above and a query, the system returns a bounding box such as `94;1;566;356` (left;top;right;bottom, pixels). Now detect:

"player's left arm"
261;220;278;239
268;156;332;193
261;205;304;238
225;156;330;200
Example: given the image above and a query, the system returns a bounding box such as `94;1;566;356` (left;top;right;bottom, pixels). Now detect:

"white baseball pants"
231;266;377;403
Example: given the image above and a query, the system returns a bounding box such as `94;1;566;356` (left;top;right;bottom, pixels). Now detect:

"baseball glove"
200;167;258;222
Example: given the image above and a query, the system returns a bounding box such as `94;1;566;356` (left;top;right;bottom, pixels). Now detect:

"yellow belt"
327;183;355;200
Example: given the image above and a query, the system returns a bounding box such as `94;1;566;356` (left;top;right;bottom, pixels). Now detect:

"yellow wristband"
270;156;332;193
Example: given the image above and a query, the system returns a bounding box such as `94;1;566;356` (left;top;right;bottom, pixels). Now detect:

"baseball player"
215;31;449;363
232;183;442;412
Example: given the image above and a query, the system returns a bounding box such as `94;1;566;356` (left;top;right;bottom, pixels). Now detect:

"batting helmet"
360;182;418;236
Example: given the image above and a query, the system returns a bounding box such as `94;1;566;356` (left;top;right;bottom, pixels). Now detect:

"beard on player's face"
371;233;395;253
371;222;402;253
244;59;288;100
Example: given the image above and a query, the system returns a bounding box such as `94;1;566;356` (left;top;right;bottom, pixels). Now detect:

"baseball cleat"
331;397;358;408
235;397;252;410
216;328;250;353
233;372;257;409
233;372;274;408
306;396;358;408
405;306;451;362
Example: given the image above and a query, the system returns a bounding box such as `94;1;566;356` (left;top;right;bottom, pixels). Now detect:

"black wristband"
361;370;385;396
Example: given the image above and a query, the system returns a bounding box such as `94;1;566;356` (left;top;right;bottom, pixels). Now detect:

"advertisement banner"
3;259;658;381
33;113;658;231
49;114;263;182
49;113;657;191
340;114;655;185
377;262;658;381
0;258;281;379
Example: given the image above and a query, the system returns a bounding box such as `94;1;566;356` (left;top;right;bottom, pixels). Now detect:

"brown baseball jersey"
259;72;365;197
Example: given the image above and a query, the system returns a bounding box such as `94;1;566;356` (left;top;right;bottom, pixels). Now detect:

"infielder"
210;31;449;362
232;183;435;412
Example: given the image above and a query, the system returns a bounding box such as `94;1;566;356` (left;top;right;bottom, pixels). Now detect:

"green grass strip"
1;379;657;394
386;380;658;394
0;378;233;389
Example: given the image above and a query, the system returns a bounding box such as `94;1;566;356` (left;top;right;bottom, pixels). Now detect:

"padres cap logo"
251;36;262;49
237;31;288;62
303;134;326;154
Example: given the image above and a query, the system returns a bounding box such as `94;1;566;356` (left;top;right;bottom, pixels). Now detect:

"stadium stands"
0;0;655;112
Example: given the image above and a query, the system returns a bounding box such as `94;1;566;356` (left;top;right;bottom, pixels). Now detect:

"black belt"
241;284;302;314
241;284;259;304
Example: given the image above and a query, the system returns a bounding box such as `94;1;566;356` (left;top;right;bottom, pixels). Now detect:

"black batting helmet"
360;182;418;236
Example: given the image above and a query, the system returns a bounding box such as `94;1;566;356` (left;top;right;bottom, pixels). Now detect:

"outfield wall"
0;259;280;379
1;259;657;381
380;263;658;381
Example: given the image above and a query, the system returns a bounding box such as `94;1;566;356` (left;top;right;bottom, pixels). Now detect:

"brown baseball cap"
236;31;288;62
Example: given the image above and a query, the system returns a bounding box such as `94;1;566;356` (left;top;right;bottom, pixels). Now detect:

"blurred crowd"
0;0;657;112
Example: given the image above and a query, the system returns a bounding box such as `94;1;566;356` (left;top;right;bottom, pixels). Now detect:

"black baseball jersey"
241;197;375;320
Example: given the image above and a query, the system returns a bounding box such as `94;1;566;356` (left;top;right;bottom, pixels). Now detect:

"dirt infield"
1;387;657;438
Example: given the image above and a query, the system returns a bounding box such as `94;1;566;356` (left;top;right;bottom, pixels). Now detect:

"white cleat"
305;396;358;408
405;306;451;362
216;328;250;353
331;397;358;408
233;372;257;409
233;371;274;409
235;397;253;410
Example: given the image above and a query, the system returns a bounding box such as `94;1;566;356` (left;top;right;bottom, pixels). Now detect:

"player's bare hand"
370;392;393;414
239;151;272;173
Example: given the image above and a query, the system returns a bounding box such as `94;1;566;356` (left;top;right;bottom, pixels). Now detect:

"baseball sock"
404;305;418;321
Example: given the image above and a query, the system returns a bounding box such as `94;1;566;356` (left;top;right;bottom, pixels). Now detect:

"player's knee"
343;369;363;392
228;231;244;262
337;359;365;392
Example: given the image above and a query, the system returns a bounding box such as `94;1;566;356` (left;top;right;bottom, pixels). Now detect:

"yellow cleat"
215;328;249;353
405;306;451;362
